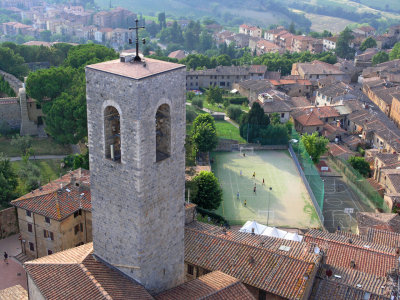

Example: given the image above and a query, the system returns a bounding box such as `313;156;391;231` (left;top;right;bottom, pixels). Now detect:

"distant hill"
96;0;400;32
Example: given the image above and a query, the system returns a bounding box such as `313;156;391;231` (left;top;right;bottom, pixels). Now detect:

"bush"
186;109;197;123
192;97;203;109
226;96;249;105
226;105;243;122
0;121;18;136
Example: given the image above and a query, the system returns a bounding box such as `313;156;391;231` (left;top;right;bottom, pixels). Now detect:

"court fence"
289;129;325;225
328;155;389;212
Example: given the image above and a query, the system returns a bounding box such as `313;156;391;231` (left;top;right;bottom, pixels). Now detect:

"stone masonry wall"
0;69;23;94
86;61;186;294
0;207;18;239
0;98;21;129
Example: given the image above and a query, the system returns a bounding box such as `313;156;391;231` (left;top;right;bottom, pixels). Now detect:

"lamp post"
267;187;272;226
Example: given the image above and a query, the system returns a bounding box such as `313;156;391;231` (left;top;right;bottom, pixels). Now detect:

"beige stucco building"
12;169;92;259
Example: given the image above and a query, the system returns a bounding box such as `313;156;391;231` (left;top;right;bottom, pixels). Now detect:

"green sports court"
211;150;321;228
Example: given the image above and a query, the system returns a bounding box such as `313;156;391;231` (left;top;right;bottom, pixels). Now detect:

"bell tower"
85;53;186;293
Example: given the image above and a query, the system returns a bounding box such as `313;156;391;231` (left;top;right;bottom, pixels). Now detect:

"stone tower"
85;54;186;293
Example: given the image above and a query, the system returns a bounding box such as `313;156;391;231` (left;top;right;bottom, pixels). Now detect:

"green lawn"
211;151;321;228
12;159;67;197
0;137;71;157
215;120;245;143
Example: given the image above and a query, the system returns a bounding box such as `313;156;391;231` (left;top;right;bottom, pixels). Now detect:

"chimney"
251;227;255;235
350;260;356;268
184;203;197;225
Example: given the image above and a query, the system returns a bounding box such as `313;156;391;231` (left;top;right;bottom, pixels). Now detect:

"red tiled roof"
304;229;398;277
269;79;312;86
155;271;255;300
185;224;320;299
366;228;400;249
24;243;153;300
12;169;91;220
293;110;324;127
328;143;354;157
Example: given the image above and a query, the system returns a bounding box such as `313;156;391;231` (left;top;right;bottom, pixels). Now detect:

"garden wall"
0;207;18;239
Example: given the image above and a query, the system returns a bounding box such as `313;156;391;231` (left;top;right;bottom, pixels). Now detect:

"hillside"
97;0;400;32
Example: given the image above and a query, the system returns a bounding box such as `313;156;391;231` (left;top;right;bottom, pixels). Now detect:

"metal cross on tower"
129;19;145;62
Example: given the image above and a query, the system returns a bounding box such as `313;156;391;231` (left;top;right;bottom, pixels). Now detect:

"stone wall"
86;60;186;294
0;207;18;239
0;69;23;94
0;97;21;129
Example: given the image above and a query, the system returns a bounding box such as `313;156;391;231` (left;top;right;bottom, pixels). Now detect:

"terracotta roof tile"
24;243;153;300
11;169;91;220
155;271;255;300
185;223;320;299
304;229;398;277
0;285;27;300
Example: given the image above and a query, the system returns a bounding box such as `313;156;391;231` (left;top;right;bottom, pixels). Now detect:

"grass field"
215;121;245;142
211;150;321;228
0;137;71;157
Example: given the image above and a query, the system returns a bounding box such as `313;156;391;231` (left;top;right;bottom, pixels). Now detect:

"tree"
270;112;281;125
360;37;377;51
192;114;218;153
390;42;400;60
192;171;222;210
0;47;28;79
348;156;370;177
18;161;41;192
63;44;117;69
335;27;355;59
372;51;389;65
301;132;328;163
0;153;18;205
39;30;52;42
158;12;166;29
206;86;223;104
288;22;296;34
239;102;269;143
11;135;32;157
226;105;243;122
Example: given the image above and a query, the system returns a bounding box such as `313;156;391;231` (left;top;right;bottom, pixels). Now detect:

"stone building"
85;53;186;293
291;61;346;82
11;169;92;259
93;7;136;29
186;65;267;90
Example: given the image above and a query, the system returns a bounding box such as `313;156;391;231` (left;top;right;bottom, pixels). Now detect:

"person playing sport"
262;178;265;186
240;170;242;176
237;191;240;200
244;199;247;207
253;185;256;194
252;172;255;179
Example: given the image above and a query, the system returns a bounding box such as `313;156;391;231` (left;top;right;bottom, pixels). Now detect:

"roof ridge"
306;232;396;256
78;263;113;300
186;227;316;264
198;278;241;300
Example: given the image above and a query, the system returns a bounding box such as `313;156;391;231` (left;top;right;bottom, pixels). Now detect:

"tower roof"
86;58;185;80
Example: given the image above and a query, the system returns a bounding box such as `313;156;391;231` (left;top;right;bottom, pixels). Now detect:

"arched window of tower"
156;104;171;162
104;106;121;163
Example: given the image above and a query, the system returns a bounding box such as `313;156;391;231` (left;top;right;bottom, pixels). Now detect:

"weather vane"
129;19;146;62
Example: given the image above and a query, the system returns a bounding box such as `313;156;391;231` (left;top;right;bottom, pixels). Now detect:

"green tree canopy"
0;46;28;79
192;171;223;210
206;86;223;104
63;44;118;69
336;27;355;60
192;114;218;153
11;135;32;157
372;51;389;65
360;37;377;51
301;132;328;163
26;67;78;101
240;102;270;143
348;156;370;177
0;153;18;206
390;42;400;60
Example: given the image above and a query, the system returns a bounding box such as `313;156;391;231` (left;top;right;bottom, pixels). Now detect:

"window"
156;104;171;162
221;76;224;79
26;210;31;217
36;103;41;109
210;82;212;86
47;249;53;255
43;229;48;238
28;223;33;233
80;223;83;232
50;232;54;241
74;210;82;218
188;264;194;275
227;82;230;86
29;242;34;251
74;224;80;235
325;118;328;122
220;82;225;86
45;217;50;224
104;106;121;162
281;113;284;118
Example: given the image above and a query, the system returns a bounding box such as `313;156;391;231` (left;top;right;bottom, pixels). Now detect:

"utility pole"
267;187;272;226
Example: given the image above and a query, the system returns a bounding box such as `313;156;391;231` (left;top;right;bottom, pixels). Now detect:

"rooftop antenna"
129;19;146;62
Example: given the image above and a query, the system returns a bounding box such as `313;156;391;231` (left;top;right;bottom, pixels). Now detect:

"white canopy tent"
239;220;267;235
239;220;303;242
